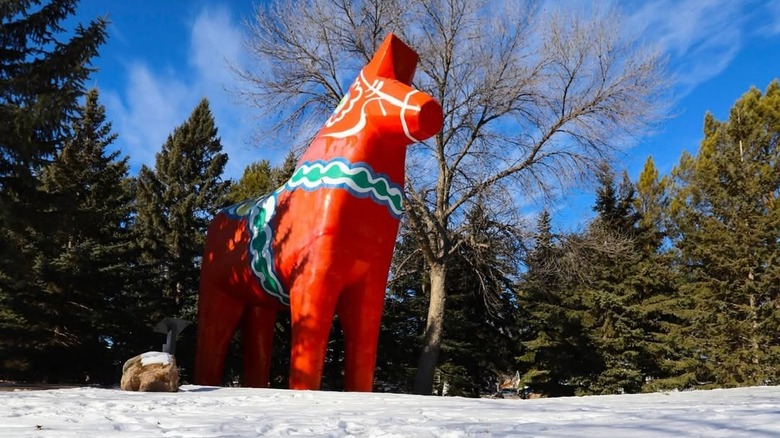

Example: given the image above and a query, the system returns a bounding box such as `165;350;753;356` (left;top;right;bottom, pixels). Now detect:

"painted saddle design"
220;159;405;306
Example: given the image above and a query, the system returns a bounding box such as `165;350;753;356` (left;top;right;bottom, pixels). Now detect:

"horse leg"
195;281;245;386
288;274;342;390
338;276;386;392
241;305;277;388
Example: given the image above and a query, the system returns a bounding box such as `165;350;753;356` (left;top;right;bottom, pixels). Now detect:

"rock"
120;352;179;392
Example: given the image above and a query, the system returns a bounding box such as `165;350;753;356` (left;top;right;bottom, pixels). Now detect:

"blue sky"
70;0;780;227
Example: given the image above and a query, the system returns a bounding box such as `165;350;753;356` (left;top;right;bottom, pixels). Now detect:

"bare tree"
237;0;668;394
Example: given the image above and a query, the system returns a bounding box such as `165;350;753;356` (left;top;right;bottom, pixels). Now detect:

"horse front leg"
337;274;386;392
288;272;343;390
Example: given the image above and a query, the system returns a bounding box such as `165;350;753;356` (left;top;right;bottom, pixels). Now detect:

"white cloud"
104;62;190;171
105;4;277;180
764;0;780;35
189;6;244;85
185;6;269;180
104;1;767;182
536;0;751;98
622;0;746;94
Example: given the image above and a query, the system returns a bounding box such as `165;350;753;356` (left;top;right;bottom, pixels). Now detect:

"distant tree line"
1;0;777;396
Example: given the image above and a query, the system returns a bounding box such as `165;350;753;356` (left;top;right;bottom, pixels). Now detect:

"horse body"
195;34;442;391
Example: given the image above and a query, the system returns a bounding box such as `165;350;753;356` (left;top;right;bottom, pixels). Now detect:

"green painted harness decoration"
221;158;404;306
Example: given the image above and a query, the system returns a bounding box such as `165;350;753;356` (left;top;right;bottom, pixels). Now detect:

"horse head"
319;33;443;145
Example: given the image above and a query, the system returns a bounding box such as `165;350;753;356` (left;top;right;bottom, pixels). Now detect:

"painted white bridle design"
324;71;422;143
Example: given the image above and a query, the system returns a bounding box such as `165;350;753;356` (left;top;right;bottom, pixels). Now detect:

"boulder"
120;352;179;392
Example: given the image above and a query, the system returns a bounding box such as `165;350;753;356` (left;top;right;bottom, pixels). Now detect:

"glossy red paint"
195;34;443;391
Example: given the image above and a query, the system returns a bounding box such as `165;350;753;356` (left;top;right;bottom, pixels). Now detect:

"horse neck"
299;133;408;187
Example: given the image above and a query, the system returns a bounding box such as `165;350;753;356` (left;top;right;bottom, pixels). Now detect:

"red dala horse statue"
195;34;443;391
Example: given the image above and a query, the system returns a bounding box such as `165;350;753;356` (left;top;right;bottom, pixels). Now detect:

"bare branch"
236;0;669;393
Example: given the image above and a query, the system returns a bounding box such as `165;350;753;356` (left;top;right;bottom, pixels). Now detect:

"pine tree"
224;150;298;204
225;160;274;203
135;98;230;318
668;80;780;386
632;157;692;391
518;211;601;396
0;0;107;179
0;0;107;380
31;89;141;382
581;168;646;394
378;203;522;396
520;164;679;396
271;150;298;187
377;231;429;392
436;203;521;396
572;163;687;394
134;99;230;380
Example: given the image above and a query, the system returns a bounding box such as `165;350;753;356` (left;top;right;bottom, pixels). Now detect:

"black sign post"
153;318;191;355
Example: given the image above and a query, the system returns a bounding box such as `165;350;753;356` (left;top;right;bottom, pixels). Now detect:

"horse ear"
363;33;418;85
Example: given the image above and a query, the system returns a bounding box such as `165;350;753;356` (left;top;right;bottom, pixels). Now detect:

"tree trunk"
414;262;447;395
749;292;760;371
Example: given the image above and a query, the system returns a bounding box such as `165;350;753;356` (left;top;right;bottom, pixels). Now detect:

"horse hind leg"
195;282;245;386
241;305;277;387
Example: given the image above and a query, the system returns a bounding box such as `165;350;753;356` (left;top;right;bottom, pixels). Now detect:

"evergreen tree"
31;89;143;382
224;150;298;204
573;164;685;394
272;150;298;188
0;0;107;380
580;168;646;394
518;211;602;396
519;164;681;396
435;203;521;396
376;230;429;392
632;157;692;391
0;0;107;180
634;157;667;252
378;203;522;397
225;160;274;203
134;99;230;378
668;80;780;386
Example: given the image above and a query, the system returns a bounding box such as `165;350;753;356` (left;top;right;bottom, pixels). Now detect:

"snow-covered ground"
1;385;778;437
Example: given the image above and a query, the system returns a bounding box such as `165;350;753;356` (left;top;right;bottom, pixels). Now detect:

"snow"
139;352;171;367
1;385;778;437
